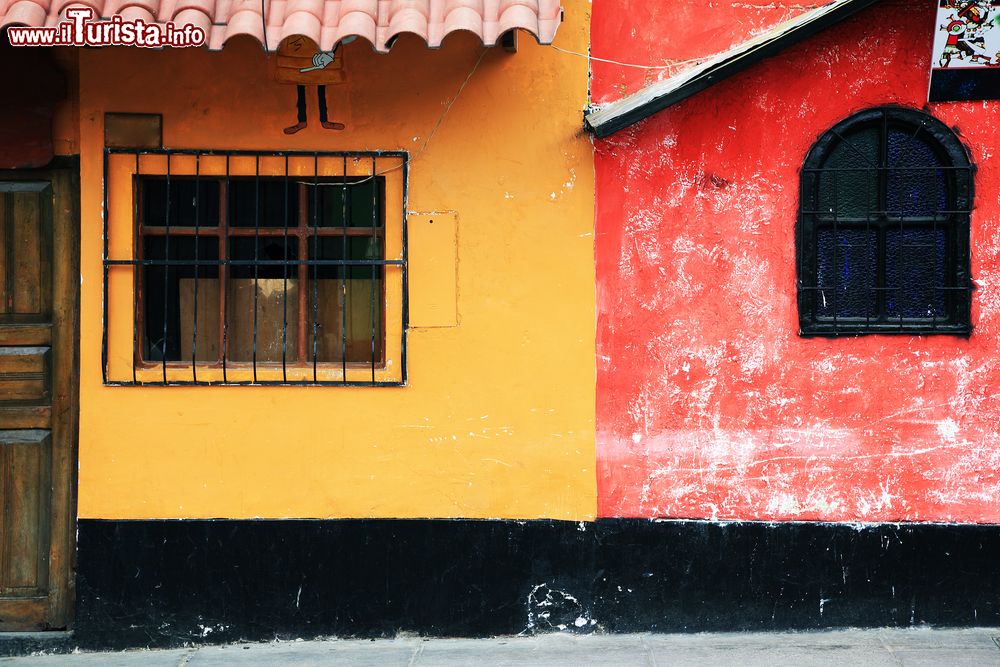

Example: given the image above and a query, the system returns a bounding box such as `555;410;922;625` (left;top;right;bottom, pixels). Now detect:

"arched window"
797;107;973;336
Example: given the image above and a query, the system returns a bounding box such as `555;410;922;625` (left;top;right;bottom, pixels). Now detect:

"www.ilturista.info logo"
8;6;206;47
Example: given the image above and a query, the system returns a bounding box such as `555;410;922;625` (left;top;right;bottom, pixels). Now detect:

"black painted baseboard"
61;519;1000;651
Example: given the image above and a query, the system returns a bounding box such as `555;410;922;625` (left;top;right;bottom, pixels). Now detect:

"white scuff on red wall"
592;0;1000;522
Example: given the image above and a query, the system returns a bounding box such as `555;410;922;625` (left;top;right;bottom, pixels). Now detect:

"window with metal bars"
797;107;974;336
103;149;407;386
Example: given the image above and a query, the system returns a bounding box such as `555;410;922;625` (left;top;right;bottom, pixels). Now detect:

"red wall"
593;0;1000;522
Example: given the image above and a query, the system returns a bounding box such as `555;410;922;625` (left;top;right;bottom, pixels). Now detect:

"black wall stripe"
59;519;1000;651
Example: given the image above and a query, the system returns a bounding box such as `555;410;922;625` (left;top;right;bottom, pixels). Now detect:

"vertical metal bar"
312;152;319;382
297;186;307;363
216;176;226;374
960;164;971;328
370;155;377;385
932;209;940;330
341;156;348;382
865;158;873;329
101;149;110;384
892;120;903;329
796;168;804;324
162;152;171;384
401;155;409;385
879;112;900;328
192;152;201;383
222;154;230;383
282;154;289;383
896;190;904;329
945;163;962;329
252;155;260;383
932;158;941;329
810;172;822;329
131;152;139;384
831;168;838;333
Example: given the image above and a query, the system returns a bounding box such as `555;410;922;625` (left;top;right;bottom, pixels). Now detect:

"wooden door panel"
0;430;51;596
0;407;51;430
0;346;50;403
0;170;77;632
1;185;52;318
0;325;51;346
0;598;46;631
11;193;44;315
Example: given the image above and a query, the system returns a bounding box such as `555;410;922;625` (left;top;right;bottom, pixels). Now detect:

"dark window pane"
308;179;382;228
818;128;879;218
228;236;298;279
308;236;383;363
137;174;389;369
143;236;219;361
228;179;298;228
887;129;946;217
142;178;220;227
886;227;947;319
816;228;877;318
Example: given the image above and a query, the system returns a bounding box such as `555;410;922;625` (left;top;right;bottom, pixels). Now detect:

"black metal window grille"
103;149;408;386
797;107;974;336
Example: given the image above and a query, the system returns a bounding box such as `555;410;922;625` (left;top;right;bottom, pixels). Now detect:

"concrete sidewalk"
3;628;1000;666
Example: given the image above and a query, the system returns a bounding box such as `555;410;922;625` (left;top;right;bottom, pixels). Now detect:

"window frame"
102;149;408;386
796;106;974;337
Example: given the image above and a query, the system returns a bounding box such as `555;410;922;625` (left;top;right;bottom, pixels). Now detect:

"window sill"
114;361;399;386
799;322;972;337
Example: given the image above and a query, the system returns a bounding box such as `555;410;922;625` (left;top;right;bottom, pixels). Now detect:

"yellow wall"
73;3;596;520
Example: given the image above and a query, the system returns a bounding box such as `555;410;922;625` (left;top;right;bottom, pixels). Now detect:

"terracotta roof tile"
1;0;562;51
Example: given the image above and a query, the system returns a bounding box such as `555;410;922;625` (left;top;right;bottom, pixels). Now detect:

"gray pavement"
3;628;1000;666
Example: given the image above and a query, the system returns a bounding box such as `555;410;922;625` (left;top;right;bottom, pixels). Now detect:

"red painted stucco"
593;0;1000;522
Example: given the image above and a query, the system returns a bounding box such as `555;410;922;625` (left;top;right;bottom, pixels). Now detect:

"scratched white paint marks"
594;1;1000;522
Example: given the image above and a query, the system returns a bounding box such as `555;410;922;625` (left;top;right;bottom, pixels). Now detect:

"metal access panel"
407;211;458;328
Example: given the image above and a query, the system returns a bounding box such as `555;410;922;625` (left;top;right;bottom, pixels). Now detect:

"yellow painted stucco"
71;2;596;519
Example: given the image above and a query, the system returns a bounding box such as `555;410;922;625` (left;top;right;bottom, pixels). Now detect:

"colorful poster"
930;1;1000;101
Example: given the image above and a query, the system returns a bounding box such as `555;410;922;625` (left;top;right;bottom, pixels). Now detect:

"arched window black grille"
797;106;974;336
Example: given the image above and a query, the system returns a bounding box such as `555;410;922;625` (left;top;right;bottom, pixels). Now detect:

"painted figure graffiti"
276;36;355;134
938;0;998;67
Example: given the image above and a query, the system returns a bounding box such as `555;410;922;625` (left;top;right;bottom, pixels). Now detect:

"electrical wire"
306;47;489;187
549;44;706;71
299;39;704;185
415;47;488;159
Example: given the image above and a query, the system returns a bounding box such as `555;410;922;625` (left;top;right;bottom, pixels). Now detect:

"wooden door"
0;168;78;631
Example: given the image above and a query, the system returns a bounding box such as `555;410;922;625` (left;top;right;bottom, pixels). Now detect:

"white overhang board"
584;0;882;138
